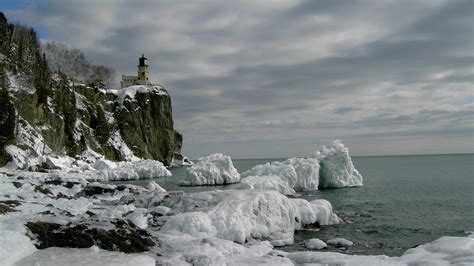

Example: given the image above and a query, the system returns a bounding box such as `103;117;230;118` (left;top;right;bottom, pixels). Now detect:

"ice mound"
306;238;327;250
180;153;240;186
315;140;363;188
401;235;474;265
95;160;171;181
240;175;295;195
156;233;293;265
327;237;354;247
241;157;320;192
160;190;340;245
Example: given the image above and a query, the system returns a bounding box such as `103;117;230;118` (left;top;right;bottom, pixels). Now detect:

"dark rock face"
26;221;156;253
0;59;15;165
116;88;175;165
0;203;16;214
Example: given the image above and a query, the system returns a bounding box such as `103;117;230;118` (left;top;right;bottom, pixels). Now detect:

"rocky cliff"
0;13;182;167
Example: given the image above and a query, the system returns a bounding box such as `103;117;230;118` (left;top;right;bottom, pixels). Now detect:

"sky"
2;0;473;158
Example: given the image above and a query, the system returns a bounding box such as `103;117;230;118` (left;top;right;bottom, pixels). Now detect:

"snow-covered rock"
241;157;320;192
240;175;295;195
180;153;241;186
306;238;327;250
97;160;171;181
315;140;363;188
160;190;340;245
327;237;354;247
156;233;293;265
110;85;168;105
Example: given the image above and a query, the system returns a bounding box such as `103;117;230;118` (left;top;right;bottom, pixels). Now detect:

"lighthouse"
137;54;149;85
120;54;153;88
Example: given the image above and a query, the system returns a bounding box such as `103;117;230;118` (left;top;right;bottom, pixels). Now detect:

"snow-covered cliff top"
109;85;168;104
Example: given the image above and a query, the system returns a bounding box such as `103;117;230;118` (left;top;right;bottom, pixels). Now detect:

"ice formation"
240;175;295;195
327;237;354;247
180;153;241;186
305;238;327;250
315;140;363;188
241;157;320;192
94;160;172;181
287;234;474;265
160;190;340;245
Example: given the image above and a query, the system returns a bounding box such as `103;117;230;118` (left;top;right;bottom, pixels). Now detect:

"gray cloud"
3;0;473;158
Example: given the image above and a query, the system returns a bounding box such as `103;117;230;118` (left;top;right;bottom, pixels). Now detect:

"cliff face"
115;86;175;164
0;13;181;167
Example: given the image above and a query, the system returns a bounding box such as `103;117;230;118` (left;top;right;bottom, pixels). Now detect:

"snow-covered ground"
1;167;472;265
1;141;472;265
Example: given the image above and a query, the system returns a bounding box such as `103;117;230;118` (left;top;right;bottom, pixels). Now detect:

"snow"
6;71;35;94
287;234;474;265
110;85;168;104
0;224;37;266
160;190;340;245
97;160;171;181
306;238;327;250
401;235;474;265
156;232;294;265
107;131;140;162
240;175;295;195
327;237;354;247
14;246;156;266
181;153;241;186
241;157;320;192
126;209;149;229
315;140;363;188
286;251;402;265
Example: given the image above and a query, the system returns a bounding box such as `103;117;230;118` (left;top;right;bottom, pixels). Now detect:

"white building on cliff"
120;54;151;88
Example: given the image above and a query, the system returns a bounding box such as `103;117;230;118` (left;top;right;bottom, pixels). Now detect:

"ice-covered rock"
146;181;166;192
180;153;240;186
315;140;363;188
287;234;474;265
160;190;340;245
97;160;171;181
306;238;327;250
401;235;474;265
240;175;295;195
92;158;117;170
126;209;149;229
156;233;293;265
327;237;354;247
241;157;320;192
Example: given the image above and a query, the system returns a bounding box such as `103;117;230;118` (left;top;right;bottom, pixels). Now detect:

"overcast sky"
2;0;473;158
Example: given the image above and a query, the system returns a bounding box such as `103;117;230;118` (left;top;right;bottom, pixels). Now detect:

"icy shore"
1;166;473;265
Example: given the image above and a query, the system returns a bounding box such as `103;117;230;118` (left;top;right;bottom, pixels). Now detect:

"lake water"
113;154;474;256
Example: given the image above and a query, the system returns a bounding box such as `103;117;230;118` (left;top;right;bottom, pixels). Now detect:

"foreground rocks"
26;220;156;253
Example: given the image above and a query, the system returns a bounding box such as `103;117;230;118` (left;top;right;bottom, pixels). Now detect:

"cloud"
3;0;473;158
